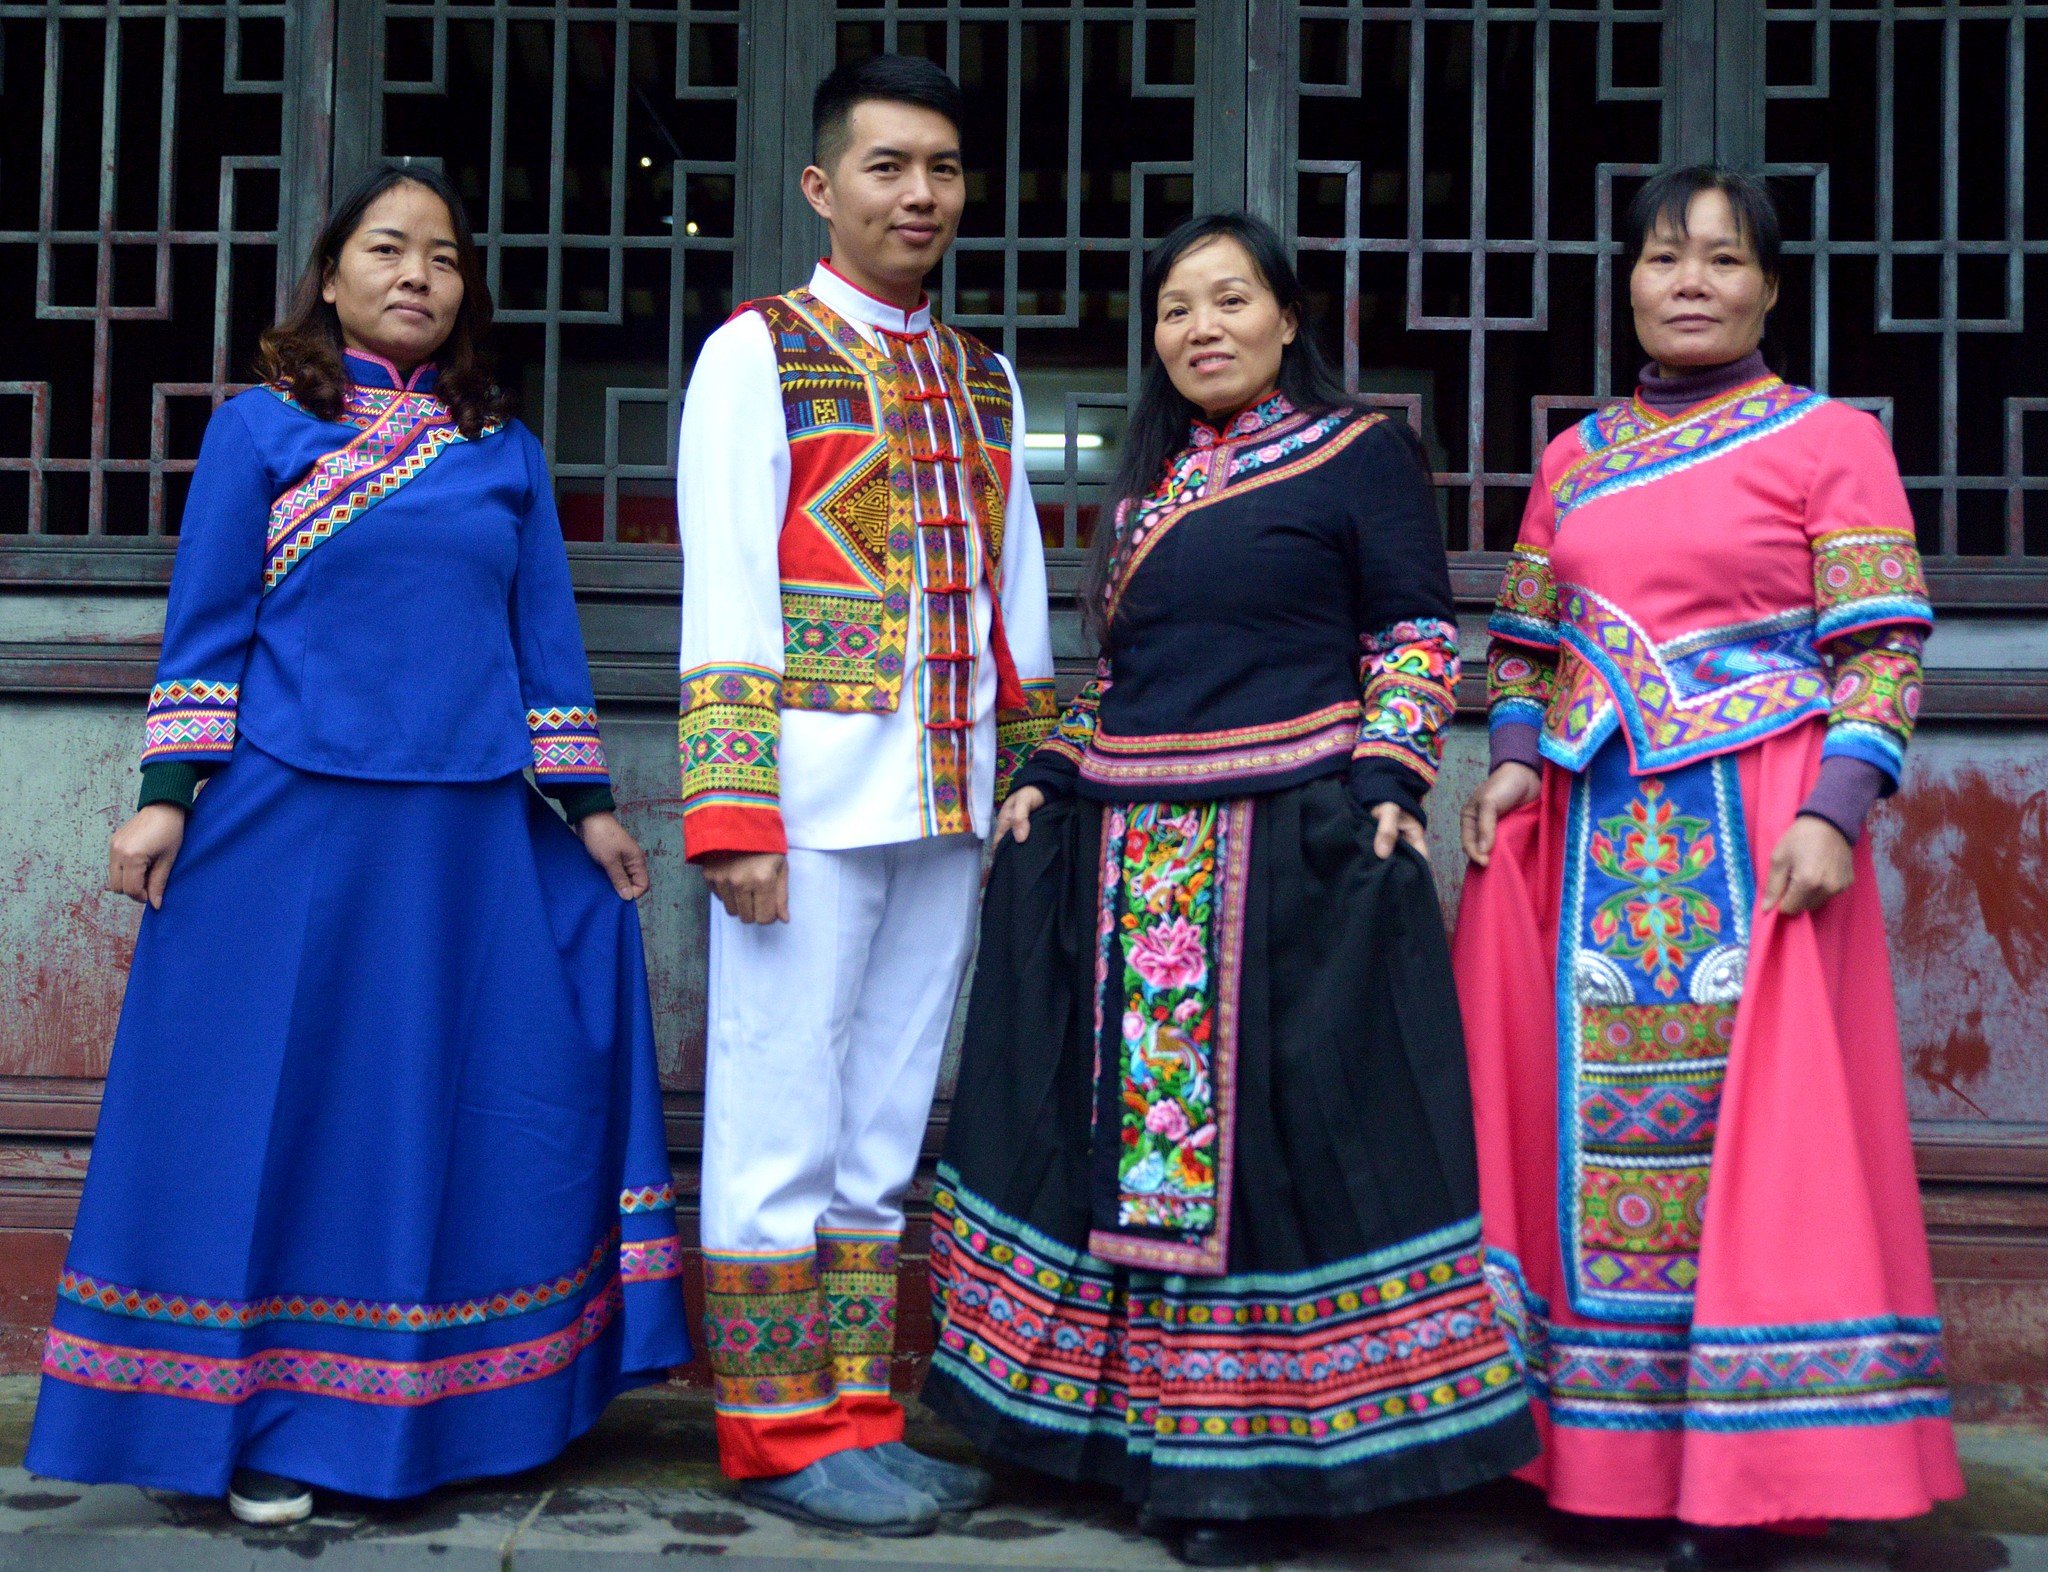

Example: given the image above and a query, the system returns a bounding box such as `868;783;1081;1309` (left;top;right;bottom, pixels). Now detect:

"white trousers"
698;835;983;1253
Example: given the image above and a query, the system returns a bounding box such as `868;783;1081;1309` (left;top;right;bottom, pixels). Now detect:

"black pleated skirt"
922;776;1537;1520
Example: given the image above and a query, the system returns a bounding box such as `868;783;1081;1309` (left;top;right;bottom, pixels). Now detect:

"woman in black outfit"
922;212;1536;1567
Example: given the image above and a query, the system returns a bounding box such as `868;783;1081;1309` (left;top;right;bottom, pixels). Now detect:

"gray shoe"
227;1467;313;1526
739;1448;940;1536
865;1440;994;1511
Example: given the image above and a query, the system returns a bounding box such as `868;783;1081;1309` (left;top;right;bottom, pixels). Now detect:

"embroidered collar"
1188;391;1295;449
808;260;932;338
343;348;439;393
1626;371;1780;429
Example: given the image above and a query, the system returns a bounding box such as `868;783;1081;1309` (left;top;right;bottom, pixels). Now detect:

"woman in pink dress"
1454;164;1963;1570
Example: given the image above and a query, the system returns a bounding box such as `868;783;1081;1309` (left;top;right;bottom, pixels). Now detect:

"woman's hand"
574;811;651;900
995;785;1046;846
1460;763;1541;866
700;851;789;924
107;804;187;910
1371;802;1428;861
1762;814;1854;917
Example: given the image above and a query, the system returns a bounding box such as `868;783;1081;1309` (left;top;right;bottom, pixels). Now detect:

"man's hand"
1370;802;1429;861
994;785;1045;846
1763;814;1854;917
574;811;652;900
701;850;789;924
1460;762;1542;866
108;803;187;910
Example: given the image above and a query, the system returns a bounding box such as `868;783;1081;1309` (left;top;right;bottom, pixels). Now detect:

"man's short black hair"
811;54;965;171
1626;163;1783;279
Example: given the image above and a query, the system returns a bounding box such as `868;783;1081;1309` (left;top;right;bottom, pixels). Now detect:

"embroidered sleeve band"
1487;543;1560;649
996;680;1061;803
1038;662;1110;770
142;679;240;767
1488;642;1557;732
1822;626;1925;784
679;663;786;859
1811;528;1933;646
527;706;609;784
1354;617;1461;787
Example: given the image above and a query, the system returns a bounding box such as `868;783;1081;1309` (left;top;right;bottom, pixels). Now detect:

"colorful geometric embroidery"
42;1277;621;1408
678;662;783;835
1811;528;1933;645
621;1237;684;1285
1552;379;1824;524
1488;644;1555;734
1078;703;1360;794
1487;543;1560;649
527;705;607;780
932;1175;1527;1465
1558;741;1750;1323
1822;626;1925;782
782;590;893;696
1037;663;1110;771
996;681;1061;802
703;1249;836;1417
1485;1250;1949;1432
620;1182;678;1215
1356;617;1461;786
1089;800;1253;1277
262;384;473;592
141;678;239;765
58;1230;619;1334
819;1230;899;1398
1546;591;1832;772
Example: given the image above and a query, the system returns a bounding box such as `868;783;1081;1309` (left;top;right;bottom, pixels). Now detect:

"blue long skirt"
25;741;694;1499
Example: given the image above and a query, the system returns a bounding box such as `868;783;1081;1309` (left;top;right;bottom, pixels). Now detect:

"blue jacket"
142;351;609;793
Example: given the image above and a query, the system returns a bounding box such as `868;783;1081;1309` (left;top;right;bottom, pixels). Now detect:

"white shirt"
676;262;1054;850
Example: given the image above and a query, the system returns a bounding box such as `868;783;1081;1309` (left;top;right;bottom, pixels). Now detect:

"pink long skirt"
1453;718;1962;1525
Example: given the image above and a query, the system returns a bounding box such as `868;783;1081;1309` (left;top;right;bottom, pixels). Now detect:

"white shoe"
228;1467;313;1525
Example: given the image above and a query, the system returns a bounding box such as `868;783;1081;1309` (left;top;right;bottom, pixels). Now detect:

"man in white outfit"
674;54;1056;1534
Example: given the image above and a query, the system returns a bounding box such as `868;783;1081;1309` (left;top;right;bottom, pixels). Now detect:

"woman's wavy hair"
256;163;512;438
1078;211;1354;648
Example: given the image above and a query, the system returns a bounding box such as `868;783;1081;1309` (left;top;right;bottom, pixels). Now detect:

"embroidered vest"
738;290;1016;715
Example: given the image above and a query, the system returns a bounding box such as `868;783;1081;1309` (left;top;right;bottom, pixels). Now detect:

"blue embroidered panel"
1555;737;1752;1325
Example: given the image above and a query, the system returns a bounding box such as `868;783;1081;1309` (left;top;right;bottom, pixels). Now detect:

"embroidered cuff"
1487;544;1560;649
1822;625;1924;787
1035;675;1107;774
1488;638;1557;722
996;681;1061;804
680;664;786;861
142;679;239;767
528;705;610;786
1812;528;1933;645
1356;617;1461;789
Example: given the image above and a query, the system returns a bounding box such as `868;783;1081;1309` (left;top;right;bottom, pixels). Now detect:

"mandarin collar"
343;348;439;393
1188;391;1295;449
807;260;932;337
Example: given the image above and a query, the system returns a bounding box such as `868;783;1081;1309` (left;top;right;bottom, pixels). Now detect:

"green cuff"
550;784;616;823
137;762;202;812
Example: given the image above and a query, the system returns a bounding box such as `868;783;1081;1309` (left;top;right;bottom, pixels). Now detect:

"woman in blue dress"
24;166;693;1523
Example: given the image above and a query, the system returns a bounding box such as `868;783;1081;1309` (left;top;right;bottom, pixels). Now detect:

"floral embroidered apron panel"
1089;799;1254;1278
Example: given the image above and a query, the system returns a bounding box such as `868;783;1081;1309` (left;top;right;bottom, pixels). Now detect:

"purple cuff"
1797;756;1889;845
1489;720;1544;775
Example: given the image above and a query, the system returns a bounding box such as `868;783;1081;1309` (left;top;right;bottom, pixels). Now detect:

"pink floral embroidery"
1127;915;1209;992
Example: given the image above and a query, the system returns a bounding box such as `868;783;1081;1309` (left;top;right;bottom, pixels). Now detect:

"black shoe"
1666;1526;1769;1571
1175;1520;1290;1567
227;1468;313;1526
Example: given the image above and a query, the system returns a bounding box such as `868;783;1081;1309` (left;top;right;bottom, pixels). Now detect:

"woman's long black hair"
1079;211;1354;647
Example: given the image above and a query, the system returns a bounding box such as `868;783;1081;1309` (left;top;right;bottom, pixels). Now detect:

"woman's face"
321;182;465;372
1153;235;1297;421
1630;187;1779;374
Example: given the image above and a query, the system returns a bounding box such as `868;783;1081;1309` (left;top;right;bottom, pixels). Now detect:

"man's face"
802;99;965;294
